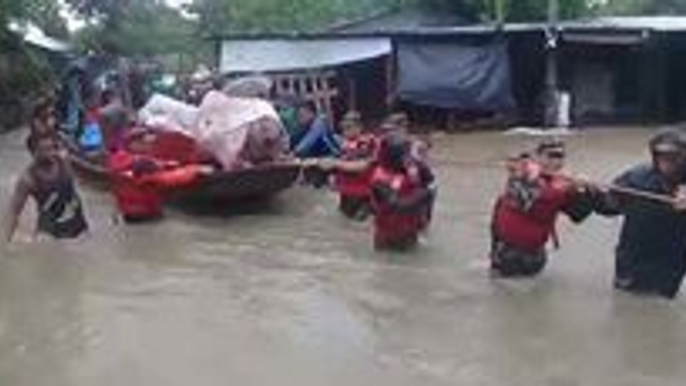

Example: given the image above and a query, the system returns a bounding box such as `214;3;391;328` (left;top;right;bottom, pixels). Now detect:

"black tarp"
396;40;515;111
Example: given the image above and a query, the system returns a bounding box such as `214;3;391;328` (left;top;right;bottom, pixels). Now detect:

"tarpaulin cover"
194;91;289;170
396;41;515;111
139;94;200;136
220;38;391;73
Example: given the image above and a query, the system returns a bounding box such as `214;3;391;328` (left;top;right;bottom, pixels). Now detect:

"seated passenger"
293;101;340;158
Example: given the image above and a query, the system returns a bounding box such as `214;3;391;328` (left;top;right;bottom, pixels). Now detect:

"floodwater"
1;127;686;386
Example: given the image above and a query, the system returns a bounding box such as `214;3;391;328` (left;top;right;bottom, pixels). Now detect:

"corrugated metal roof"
561;16;686;32
210;16;686;42
219;38;392;74
562;31;647;45
211;23;541;41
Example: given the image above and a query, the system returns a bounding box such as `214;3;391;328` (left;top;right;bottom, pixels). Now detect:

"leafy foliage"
190;0;592;34
600;0;686;15
67;0;203;57
189;0;398;34
25;0;70;38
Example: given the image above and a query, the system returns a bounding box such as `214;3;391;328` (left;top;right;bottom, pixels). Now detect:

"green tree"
417;0;589;22
190;0;397;34
600;0;686;15
25;0;70;38
191;0;591;35
68;0;202;57
0;0;28;41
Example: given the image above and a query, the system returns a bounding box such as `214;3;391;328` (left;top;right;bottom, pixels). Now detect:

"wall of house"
507;31;547;126
662;32;686;123
560;42;645;126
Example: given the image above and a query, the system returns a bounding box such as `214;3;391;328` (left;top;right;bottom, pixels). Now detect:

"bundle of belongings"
138;90;290;170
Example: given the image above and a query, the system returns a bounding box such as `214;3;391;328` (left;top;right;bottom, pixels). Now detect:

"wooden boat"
59;133;301;202
170;163;301;203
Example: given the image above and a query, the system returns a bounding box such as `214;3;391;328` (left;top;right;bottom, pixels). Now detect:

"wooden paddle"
551;172;678;205
605;184;677;205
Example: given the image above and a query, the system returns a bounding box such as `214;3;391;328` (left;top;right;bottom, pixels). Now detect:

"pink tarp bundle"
195;91;289;169
139;91;289;170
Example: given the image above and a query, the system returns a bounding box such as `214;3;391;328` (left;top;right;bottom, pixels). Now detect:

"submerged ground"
1;128;685;386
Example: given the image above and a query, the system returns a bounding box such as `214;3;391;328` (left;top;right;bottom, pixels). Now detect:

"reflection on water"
1;128;685;386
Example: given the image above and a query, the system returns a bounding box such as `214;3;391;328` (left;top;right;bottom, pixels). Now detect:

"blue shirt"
294;115;341;158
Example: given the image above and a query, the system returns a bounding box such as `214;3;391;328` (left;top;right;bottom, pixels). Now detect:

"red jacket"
370;165;424;246
493;174;575;251
108;150;202;219
335;134;377;198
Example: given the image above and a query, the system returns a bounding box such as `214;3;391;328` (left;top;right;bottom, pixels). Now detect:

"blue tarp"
396;40;515;111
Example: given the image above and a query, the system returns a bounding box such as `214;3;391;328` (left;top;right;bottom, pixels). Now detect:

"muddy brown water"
1;128;685;386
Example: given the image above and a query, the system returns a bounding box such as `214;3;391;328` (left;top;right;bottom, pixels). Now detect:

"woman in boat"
4;133;89;243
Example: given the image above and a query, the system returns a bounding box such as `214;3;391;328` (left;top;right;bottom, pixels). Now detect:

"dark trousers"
339;195;371;221
490;238;547;278
123;214;163;224
614;262;686;299
374;234;419;251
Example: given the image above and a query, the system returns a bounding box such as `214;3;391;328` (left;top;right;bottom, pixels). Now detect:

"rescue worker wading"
334;111;377;220
370;133;434;250
490;140;593;278
591;129;686;298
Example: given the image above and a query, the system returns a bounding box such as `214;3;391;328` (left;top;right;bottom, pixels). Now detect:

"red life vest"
370;165;423;246
335;134;376;198
492;175;574;252
108;151;164;219
108;150;202;219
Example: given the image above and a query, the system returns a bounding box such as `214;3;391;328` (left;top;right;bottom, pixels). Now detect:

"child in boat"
489;140;594;277
5;133;89;243
370;132;435;250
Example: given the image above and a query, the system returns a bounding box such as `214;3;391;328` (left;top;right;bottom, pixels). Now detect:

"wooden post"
348;76;358;113
385;53;395;109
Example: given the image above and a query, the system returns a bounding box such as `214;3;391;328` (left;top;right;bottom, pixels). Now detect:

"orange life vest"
108;150;202;219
